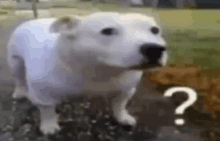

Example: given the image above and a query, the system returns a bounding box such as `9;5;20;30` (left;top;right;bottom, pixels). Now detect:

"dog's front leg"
37;104;60;134
111;70;143;127
112;87;137;126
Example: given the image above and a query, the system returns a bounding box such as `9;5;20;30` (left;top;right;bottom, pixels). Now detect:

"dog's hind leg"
8;55;28;99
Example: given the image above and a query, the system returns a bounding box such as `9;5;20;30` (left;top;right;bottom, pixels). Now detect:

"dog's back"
7;18;57;60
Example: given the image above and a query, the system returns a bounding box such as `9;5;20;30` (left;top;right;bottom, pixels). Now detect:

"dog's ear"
49;15;81;34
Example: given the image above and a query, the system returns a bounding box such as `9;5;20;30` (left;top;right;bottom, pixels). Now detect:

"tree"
174;0;197;8
32;0;38;19
176;0;185;8
151;0;159;8
142;0;159;8
185;0;197;8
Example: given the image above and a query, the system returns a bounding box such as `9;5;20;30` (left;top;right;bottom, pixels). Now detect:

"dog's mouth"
129;62;164;71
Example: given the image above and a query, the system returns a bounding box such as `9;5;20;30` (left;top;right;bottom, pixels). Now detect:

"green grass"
0;2;220;70
168;31;220;70
52;5;78;8
0;7;17;10
155;9;220;70
0;11;8;15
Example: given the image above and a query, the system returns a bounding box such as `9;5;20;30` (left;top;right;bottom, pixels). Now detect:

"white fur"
7;12;168;134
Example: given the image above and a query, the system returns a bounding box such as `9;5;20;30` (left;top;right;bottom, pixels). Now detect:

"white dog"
7;12;169;134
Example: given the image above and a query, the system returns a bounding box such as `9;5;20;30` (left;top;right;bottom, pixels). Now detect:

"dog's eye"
101;28;117;36
151;27;159;35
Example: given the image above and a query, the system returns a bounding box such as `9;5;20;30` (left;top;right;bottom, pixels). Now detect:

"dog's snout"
140;44;166;64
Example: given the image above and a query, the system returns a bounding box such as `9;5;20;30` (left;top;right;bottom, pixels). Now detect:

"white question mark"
164;86;198;126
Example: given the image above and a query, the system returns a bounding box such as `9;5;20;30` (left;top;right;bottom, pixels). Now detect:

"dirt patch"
148;62;220;115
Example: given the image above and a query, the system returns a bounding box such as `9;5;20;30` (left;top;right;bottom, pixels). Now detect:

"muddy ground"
0;18;219;141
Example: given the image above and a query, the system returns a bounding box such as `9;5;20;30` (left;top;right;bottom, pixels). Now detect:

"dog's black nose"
140;44;166;64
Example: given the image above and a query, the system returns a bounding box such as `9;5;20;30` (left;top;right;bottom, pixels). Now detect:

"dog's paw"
117;110;137;126
12;87;27;99
40;118;60;134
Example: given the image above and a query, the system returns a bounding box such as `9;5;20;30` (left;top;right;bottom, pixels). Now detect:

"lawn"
0;11;7;15
157;9;220;70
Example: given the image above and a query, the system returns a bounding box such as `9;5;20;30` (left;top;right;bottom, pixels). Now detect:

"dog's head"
49;12;169;70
